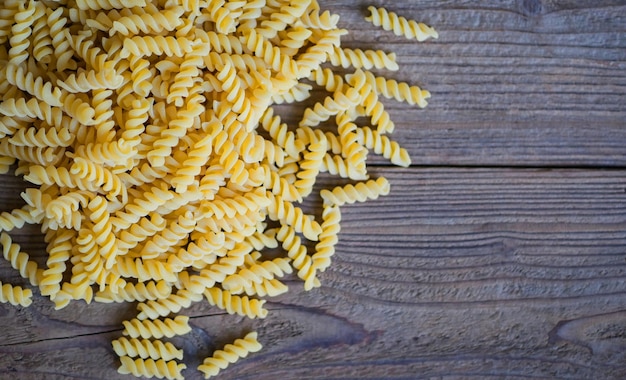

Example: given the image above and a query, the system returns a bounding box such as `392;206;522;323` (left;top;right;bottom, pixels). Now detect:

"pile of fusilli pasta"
0;1;436;379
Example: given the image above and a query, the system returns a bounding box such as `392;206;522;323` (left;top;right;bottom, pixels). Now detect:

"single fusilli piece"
0;232;43;286
320;177;391;206
112;337;183;361
329;46;399;71
204;288;268;319
136;288;203;320
95;280;172;303
110;7;184;36
122;316;191;339
365;6;438;42
0;280;32;307
117;356;185;380
197;332;262;379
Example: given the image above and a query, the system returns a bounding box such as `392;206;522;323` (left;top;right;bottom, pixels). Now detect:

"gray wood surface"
0;0;625;379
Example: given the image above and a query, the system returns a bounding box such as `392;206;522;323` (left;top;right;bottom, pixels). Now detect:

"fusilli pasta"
0;0;437;377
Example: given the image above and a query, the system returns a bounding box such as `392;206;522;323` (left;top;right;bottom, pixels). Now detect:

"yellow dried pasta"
0;0;437;378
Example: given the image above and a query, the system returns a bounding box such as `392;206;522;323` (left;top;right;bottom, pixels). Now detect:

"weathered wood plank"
292;0;626;167
0;168;624;379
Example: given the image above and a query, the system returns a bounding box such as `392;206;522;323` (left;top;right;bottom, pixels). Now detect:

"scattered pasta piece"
0;0;438;378
197;331;262;379
365;6;439;42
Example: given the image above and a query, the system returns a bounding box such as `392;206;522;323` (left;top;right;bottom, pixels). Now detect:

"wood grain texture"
0;0;625;379
1;169;626;379
331;0;626;167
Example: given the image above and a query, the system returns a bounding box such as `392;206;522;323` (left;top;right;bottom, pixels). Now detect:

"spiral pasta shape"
116;257;177;283
0;3;19;45
73;140;133;166
266;193;322;241
113;337;183;361
118;356;185;380
0;140;63;166
44;190;91;230
31;12;53;64
147;92;204;167
0;205;41;233
320;153;368;181
243;278;288;297
300;7;340;30
9;126;74;148
299;87;360;127
275;224;319;290
110;7;184;36
354;126;411;167
321;177;390;206
178;249;243;294
95;280;172;303
61;93;97;125
0;232;43;286
240;29;299;79
222;257;292;294
311;205;341;272
195;30;243;55
365;6;439;42
57;68;123;93
294;137;327;197
295;28;344;78
46;8;77;71
111;185;174;230
260;107;303;158
121;36;195;59
329;46;399;71
70;157;127;200
122;316;191;339
5;63;63;106
0;1;435;375
120;98;150;152
63;29;107;71
137;288;203;320
255;0;309;39
362;70;431;108
204;288;267;319
197;331;262;379
0;281;32;307
308;67;345;93
76;0;147;11
168;45;207;107
88;196;119;269
8;1;37;66
40;229;73;298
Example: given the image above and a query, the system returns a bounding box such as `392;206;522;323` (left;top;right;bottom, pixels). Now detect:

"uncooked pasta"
0;1;436;378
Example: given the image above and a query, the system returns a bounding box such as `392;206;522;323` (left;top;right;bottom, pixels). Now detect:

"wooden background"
1;0;626;379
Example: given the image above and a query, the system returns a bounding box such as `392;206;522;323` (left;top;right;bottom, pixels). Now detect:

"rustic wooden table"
0;0;625;379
